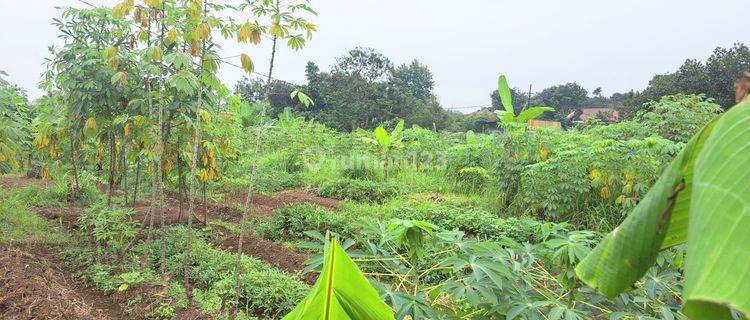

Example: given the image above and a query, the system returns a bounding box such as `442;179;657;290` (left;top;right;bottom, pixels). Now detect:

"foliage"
283;238;395;320
78;203;139;254
257;204;361;241
623;43;750;116
0;71;29;172
318;178;402;203
390;201;541;243
299;219;686;320
294;48;453;131
636;93;723;142
577;101;750;319
494;75;554;126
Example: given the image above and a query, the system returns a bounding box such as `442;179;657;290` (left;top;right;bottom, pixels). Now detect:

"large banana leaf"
374;126;391;150
575;102;750;319
498;75;514;114
283;239;395;320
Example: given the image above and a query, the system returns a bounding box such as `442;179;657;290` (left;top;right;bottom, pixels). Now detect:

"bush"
339;154;382;181
259;151;305;174
636;93;723;142
318;178;402;203
78;203;139;254
254;170;305;194
142;227;308;318
256;204;359;241
391;201;541;242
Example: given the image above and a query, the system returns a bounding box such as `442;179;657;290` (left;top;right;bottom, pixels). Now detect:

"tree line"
236;43;750;131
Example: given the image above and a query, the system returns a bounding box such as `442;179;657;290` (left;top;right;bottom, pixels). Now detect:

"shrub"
338;154;382;181
254;170;304;194
259;151;305;174
391;201;541;242
318;178;402;203
78;203;139;254
636;93;723;142
142;227;308;318
256;204;359;241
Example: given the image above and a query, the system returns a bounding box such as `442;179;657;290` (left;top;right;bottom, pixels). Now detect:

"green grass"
0;198;69;244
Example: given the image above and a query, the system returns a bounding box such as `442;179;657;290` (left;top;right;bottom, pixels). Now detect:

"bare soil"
0;243;126;320
0;175;332;317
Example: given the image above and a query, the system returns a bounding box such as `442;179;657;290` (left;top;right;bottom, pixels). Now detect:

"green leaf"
575;122;712;296
374;127;391;150
576;102;750;319
516;106;554;123
390;119;404;140
497;75;514;114
282;239;395;320
682;101;750;319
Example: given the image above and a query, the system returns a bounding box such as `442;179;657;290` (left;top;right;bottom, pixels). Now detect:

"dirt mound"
257;189;340;211
213;229;315;284
220;189;340;215
0;175;43;191
0;244;125;320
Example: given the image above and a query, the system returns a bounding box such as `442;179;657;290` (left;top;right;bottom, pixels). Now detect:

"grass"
0;198;69;244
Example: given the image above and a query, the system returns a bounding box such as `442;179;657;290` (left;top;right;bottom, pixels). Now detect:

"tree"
392;60;434;101
333;47;393;83
0;71;29;172
240;0;317;94
704;43;750;106
622;43;750;117
45;6;140;206
293;48;452;131
592;87;602;97
534;82;588;122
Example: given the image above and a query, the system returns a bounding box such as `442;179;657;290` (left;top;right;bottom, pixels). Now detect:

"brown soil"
218;189;340;217
0;243;126;320
0;175;326;315
0;175;44;190
212;228;316;284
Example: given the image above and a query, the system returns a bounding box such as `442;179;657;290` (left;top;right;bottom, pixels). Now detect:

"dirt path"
0;243;126;320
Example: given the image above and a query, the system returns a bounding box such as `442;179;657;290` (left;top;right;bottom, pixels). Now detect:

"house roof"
568;107;620;123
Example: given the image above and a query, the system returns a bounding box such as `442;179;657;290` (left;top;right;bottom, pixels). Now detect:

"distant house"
468;108;561;131
528;119;562;129
567;108;620;124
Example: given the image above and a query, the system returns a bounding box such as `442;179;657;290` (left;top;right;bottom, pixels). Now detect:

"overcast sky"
0;0;746;112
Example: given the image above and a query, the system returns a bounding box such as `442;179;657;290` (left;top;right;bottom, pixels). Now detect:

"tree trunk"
133;156;141;204
107;130;116;207
233;2;279;317
184;0;209;307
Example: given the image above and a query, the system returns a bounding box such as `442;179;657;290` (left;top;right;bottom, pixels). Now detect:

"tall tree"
392;59;435;101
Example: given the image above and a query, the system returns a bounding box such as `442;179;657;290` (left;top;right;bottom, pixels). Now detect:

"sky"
0;0;746;113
